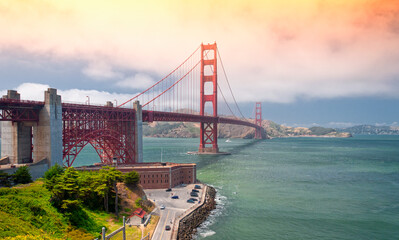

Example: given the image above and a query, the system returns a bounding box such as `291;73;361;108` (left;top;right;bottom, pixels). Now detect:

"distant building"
77;162;196;189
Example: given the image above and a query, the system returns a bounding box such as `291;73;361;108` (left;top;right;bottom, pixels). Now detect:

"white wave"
193;188;228;239
200;230;216;238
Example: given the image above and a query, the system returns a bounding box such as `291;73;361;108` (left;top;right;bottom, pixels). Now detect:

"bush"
44;164;64;180
124;207;131;212
13;166;32;184
0;172;13;187
135;197;142;208
124;171;140;185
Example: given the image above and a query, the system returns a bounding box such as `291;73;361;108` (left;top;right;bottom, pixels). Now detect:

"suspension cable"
143;60;201;108
118;45;201;107
217;47;247;120
217;83;237;118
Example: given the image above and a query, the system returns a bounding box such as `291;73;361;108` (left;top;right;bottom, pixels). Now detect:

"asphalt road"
145;184;204;240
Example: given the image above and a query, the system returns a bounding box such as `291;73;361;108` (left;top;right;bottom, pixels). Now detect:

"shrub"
124;171;140;185
135;197;142;208
13;166;32;184
0;172;13;187
44;164;64;180
124;207;131;212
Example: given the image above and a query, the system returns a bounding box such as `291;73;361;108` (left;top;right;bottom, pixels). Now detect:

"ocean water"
73;136;399;239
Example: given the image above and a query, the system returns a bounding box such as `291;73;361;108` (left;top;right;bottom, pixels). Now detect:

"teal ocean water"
75;136;399;239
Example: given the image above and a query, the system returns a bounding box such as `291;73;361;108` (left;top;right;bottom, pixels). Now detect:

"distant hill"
337;125;399;135
143;120;352;139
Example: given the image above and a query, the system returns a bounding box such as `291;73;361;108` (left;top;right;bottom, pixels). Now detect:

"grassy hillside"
0;181;88;239
0;169;157;240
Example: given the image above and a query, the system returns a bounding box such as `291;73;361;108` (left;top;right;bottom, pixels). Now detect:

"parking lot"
145;183;204;240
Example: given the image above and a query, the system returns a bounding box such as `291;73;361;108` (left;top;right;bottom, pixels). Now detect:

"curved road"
145;184;204;240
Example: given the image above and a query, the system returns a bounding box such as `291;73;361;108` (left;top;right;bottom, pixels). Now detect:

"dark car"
190;192;198;197
171;195;179;199
194;185;201;189
187;199;195;203
189;198;198;201
192;189;199;193
166;188;172;192
165;225;171;231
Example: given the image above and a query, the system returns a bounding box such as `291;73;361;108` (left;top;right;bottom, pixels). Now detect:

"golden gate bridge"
0;43;265;167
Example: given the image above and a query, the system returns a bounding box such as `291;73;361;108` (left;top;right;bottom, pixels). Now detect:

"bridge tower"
199;43;219;153
255;102;263;139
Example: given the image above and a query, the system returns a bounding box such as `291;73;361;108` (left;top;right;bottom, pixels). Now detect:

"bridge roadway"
0;98;262;131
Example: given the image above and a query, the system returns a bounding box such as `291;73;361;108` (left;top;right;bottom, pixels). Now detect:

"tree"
13;166;32;184
51;167;80;211
44;164;65;191
124;170;140;185
97;167;123;217
44;164;64;180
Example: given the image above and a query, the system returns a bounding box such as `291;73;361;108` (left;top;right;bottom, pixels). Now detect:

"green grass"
0;181;108;239
0;181;68;238
0;180;154;240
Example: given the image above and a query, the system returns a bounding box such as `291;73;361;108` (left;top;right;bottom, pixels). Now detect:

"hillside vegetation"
0;166;155;240
143;120;351;139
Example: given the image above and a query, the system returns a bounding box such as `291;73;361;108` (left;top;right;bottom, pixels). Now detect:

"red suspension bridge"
0;43;265;167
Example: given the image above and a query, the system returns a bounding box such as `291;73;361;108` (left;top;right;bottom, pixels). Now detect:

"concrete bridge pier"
134;100;143;163
32;88;63;167
1;90;33;164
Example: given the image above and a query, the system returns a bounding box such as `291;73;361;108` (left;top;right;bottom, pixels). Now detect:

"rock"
177;186;216;240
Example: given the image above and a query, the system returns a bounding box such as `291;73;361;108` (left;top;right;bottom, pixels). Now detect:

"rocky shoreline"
177;186;216;239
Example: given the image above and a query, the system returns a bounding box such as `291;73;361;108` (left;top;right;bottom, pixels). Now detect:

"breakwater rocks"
177;186;216;240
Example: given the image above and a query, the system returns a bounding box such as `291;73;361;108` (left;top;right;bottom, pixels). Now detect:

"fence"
96;216;127;240
141;233;150;240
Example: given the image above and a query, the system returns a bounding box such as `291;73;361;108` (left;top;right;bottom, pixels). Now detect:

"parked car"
187;199;195;203
190;192;198;197
166;188;172;192
192;189;199;193
165;225;171;231
188;198;198;201
171;195;179;199
160;205;165;210
194;185;201;189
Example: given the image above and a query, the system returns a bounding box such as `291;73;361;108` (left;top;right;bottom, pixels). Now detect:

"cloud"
15;83;50;100
82;62;123;80
116;73;155;90
4;83;138;107
0;0;399;103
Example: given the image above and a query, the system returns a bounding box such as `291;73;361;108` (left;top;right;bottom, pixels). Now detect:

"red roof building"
130;208;146;219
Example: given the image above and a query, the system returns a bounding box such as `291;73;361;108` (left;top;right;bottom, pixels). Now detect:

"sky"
0;0;398;127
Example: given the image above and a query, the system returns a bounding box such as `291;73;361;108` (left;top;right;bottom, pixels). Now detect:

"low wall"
177;186;216;240
0;159;49;180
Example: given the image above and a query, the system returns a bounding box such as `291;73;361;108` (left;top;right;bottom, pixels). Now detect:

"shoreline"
175;185;216;239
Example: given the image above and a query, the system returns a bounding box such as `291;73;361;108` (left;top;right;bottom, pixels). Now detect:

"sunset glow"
0;0;398;124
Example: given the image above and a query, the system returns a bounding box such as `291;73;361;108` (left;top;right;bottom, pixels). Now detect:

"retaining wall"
177;186;216;239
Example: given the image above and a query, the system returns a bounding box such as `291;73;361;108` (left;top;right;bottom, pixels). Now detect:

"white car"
160;205;165;210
